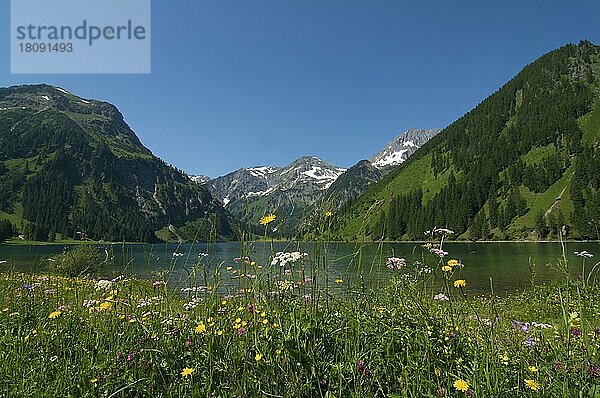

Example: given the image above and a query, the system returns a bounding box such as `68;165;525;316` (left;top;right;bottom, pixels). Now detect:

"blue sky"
1;1;600;177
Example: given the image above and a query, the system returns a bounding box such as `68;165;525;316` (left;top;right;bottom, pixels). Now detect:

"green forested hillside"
332;41;600;241
0;84;236;242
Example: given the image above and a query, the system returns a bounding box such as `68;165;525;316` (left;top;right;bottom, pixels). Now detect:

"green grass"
521;144;556;165
511;165;574;232
0;203;24;227
334;154;456;240
580;97;600;145
0;242;599;397
375;153;454;202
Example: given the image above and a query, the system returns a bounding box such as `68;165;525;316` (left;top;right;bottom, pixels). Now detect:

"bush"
0;219;14;243
46;245;102;276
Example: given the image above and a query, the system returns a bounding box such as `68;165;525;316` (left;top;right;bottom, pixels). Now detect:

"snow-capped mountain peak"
205;156;345;208
370;128;440;169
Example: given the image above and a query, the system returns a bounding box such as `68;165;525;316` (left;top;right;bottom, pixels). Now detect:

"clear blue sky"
1;1;600;177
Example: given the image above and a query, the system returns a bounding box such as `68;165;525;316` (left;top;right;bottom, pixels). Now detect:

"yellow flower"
221;300;228;305
181;367;195;377
99;301;112;310
48;310;62;319
272;323;279;328
195;323;206;333
260;311;266;317
447;259;459;267
335;279;343;284
216;330;223;336
259;214;276;225
524;379;540;391
90;378;98;384
255;353;262;362
262;319;268;324
454;279;466;288
528;365;538;373
226;266;232;271
325;211;333;217
499;354;509;365
453;379;469;392
441;265;452;272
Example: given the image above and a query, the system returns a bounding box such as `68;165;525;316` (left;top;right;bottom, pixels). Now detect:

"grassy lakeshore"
0;245;599;397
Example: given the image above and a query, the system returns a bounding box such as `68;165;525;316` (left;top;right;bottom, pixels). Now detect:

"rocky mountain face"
370;128;441;170
204;157;345;235
323;160;383;210
190;175;210;184
0;84;236;242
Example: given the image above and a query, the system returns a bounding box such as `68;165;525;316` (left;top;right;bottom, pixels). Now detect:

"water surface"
0;241;598;294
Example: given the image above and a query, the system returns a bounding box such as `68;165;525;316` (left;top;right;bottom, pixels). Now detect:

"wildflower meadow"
0;230;599;397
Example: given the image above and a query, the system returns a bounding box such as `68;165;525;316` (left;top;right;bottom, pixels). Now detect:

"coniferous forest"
332;41;600;241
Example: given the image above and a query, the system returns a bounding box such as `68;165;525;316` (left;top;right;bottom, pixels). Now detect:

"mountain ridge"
331;40;600;242
0;84;236;242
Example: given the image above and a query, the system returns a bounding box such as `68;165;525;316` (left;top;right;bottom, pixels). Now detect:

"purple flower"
356;360;371;378
430;248;448;258
22;283;35;291
386;257;406;270
319;379;328;391
127;351;137;361
438;387;446;397
237;327;247;336
185;338;193;348
246;303;255;313
571;327;583;337
116;351;123;360
553;362;564;372
588;365;600;378
523;337;536;347
433;293;449;301
512;320;531;332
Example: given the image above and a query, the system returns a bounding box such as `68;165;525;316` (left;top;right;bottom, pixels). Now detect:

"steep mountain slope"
205;157;345;236
332;41;600;241
318;128;439;211
371;128;441;170
0;84;236;242
322;160;383;210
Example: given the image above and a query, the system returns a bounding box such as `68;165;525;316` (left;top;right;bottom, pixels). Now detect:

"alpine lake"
1;241;598;295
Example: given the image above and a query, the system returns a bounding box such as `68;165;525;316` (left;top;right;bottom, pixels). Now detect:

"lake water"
0;241;598;295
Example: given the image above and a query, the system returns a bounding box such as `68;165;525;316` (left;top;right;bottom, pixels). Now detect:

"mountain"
370;128;441;170
322;160;383;210
205;156;345;235
0;84;236;242
190;175;211;184
331;40;600;241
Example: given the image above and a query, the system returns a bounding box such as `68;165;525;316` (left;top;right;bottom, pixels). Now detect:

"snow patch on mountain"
371;128;441;170
190;175;210;184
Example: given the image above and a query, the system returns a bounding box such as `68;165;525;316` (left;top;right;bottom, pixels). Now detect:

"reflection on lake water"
0;241;598;294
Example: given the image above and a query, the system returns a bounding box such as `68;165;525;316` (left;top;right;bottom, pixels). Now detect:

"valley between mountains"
2;41;600;243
